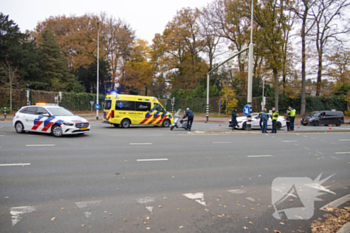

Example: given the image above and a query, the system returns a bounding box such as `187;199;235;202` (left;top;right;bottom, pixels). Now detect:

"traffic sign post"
171;97;175;116
90;101;94;115
243;105;251;116
219;102;221;116
4;107;6;119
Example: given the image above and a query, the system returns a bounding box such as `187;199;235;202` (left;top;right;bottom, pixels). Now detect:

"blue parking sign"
94;104;100;110
243;105;250;116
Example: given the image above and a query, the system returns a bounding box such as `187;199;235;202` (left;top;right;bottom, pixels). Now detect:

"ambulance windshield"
48;107;75;116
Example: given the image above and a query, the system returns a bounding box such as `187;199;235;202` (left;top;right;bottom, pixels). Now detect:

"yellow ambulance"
103;93;173;128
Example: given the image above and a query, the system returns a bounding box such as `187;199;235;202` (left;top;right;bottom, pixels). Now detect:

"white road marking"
137;197;155;204
183;192;206;207
303;135;307;138
247;155;271;158
137;158;168;162
130;143;152;145
330;156;339;160
145;206;153;212
195;131;205;134
294;144;299;146
26;144;55;147
0;163;31;167
0;135;4;136
246;197;255;202
83;211;91;218
316;151;324;154
320;194;350;212
213;142;231;144
282;140;297;142
10;206;36;226
305;183;336;195
340;139;350;141
228;189;246;194
335;152;350;154
75;200;101;209
304;147;310;150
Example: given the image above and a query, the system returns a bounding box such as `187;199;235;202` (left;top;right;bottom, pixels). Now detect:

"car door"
23;107;38;131
35;107;52;132
251;114;261;129
151;103;164;125
318;112;327;125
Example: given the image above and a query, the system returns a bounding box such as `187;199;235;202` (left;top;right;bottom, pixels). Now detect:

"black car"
301;110;344;126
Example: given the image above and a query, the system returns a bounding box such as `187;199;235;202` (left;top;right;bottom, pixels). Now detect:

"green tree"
38;28;75;91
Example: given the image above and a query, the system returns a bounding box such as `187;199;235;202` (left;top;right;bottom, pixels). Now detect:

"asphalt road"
0;121;349;233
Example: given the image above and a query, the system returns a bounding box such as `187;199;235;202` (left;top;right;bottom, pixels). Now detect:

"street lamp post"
96;21;100;120
206;48;249;122
246;0;254;131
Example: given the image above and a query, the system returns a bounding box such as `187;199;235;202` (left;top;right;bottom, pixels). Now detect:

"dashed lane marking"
75;200;101;219
304;147;310;150
340;139;350;141
330;156;339;160
316;151;324;154
130;143;152;145
137;158;168;162
26;144;55;147
282;140;297;142
213;142;231;144
320;194;350;212
247;155;272;158
335;152;350;154
228;189;246;194
0;163;31;167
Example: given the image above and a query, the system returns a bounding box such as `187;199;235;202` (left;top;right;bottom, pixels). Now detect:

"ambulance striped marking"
148;112;160;124
140;109;155;124
31;116;44;130
156;112;168;125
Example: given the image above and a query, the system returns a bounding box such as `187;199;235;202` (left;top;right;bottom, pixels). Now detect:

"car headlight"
63;122;74;126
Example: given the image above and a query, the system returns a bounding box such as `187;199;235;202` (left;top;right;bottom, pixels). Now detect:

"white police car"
13;103;90;137
229;112;286;130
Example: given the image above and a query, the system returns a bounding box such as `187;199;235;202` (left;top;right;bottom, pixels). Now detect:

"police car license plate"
80;127;87;131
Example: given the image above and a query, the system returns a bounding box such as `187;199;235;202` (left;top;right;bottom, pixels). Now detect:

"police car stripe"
42;122;54;131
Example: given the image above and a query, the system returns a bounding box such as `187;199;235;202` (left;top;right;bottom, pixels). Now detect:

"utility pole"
96;21;100;120
246;0;254;131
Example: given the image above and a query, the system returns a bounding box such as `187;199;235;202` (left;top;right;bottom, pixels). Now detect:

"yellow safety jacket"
290;109;296;117
272;112;279;121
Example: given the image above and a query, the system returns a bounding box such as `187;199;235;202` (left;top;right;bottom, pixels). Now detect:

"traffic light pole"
206;48;249;122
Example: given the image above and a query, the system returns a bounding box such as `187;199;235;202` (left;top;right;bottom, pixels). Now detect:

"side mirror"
43;113;50;117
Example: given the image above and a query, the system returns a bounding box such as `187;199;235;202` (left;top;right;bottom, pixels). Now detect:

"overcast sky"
2;0;211;44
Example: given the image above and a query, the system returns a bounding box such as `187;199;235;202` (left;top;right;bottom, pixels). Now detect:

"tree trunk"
316;49;323;96
273;68;279;111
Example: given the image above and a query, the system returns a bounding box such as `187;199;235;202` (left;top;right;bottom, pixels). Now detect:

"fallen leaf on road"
51;217;56;221
4;197;8;199
61;207;64;210
224;205;227;208
146;216;150;220
143;222;147;225
123;218;127;221
158;205;162;208
279;222;284;225
179;226;183;229
145;227;150;230
264;228;269;231
109;213;112;215
243;226;248;230
103;216;106;218
249;221;253;224
249;178;251;180
218;195;222;197
258;175;261;177
81;224;85;227
205;209;209;212
163;197;167;199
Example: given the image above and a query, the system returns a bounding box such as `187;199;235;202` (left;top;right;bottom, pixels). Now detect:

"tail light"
111;110;114;118
14;113;16;117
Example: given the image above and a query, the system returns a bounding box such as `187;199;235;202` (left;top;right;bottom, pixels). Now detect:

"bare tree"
309;0;350;96
0;59;20;110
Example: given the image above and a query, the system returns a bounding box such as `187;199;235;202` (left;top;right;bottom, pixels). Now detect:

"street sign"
243;105;250;116
219;102;221;106
90;101;94;105
94;104;100;110
165;102;167;106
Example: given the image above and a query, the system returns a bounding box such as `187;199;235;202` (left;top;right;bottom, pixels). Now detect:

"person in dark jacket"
231;108;238;130
183;108;194;131
261;108;268;133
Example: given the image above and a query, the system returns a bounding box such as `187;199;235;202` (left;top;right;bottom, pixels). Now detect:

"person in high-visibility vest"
271;107;279;133
288;106;296;131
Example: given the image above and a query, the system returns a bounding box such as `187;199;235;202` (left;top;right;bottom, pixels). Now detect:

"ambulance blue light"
110;91;118;97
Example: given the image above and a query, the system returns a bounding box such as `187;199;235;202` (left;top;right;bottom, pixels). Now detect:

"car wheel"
113;124;119;128
15;121;24;133
276;122;282;130
52;125;63;137
162;119;170;127
336;123;341;126
313;122;317;126
121;119;130;128
242;122;246;130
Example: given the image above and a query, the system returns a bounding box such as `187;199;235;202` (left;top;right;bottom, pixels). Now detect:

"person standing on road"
284;110;290;132
261;108;268;133
183;107;194;131
271;107;279;133
231;108;238;131
288;106;296;131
